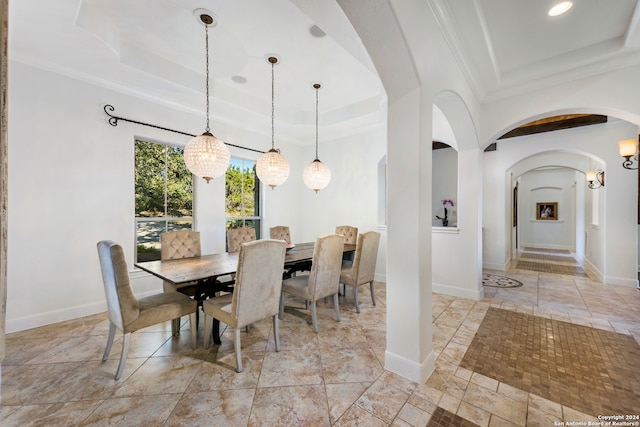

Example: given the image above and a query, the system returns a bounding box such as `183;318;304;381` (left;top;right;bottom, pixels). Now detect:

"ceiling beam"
498;114;608;139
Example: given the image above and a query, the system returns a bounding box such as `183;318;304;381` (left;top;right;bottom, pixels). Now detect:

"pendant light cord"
271;60;275;150
315;86;319;160
205;23;211;133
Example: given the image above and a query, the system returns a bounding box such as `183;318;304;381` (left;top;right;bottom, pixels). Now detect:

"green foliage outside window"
135;141;193;218
225;159;261;244
135;140;193;261
225;164;257;218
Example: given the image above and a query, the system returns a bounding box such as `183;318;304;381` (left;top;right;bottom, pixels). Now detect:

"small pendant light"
183;12;230;183
255;56;290;189
303;83;331;192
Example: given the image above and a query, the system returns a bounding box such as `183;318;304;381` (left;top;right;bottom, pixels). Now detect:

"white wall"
296;126;386;241
6;61;386;332
518;168;576;251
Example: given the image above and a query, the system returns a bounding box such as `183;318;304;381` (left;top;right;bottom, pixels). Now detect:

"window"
225;157;261;249
135;140;193;262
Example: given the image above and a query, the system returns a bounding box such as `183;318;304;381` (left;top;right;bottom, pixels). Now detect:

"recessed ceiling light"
548;1;573;16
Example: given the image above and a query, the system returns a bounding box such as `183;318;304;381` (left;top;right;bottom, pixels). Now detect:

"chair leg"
370;281;376;306
278;292;284;320
333;293;341;322
189;312;197;349
273;315;281;351
353;284;360;313
204;313;212;349
213;318;221;345
102;321;116;362
115;332;131;380
234;328;243;373
310;300;319;333
171;318;180;336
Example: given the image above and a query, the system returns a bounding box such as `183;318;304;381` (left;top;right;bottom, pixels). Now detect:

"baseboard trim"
432;282;483;300
6;300;106;333
6;289;158;334
482;261;508;271
385;349;435;384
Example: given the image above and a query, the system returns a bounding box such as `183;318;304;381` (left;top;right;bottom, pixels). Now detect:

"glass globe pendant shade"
184;131;231;183
256;148;290;189
303;159;331;193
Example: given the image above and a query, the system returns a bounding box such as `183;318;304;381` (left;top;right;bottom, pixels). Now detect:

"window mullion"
164;146;169;232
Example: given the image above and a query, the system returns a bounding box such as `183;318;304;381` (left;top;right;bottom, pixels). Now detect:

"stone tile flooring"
2;249;640;426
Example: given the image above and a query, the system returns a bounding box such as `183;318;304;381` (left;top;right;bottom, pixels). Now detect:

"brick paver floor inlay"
518;253;577;263
460;307;640;417
514;260;588;276
426;407;480;427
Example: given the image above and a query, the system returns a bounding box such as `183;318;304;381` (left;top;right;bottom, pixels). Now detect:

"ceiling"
9;0;384;144
432;0;640;102
9;0;640;144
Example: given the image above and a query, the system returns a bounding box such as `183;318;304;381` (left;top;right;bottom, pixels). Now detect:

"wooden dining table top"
134;242;355;285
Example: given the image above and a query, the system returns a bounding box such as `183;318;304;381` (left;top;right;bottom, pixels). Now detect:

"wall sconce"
618;138;638;170
586;170;604;189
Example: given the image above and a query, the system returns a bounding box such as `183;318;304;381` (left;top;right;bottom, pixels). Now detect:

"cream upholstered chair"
339;231;381;313
279;233;345;333
335;225;358;245
161;230;202;334
227;226;257;252
271;225;309;277
97;240;197;380
270;225;291;243
203;239;286;372
335;225;358;263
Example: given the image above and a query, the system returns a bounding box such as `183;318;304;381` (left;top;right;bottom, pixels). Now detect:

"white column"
384;87;435;383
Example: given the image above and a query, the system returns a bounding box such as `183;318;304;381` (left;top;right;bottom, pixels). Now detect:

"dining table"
134;241;356;342
135;242;356;286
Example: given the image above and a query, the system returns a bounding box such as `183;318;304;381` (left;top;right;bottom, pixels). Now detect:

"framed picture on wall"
536;202;558;220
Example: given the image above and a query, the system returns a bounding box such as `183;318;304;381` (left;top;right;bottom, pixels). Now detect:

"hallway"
2;261;639;426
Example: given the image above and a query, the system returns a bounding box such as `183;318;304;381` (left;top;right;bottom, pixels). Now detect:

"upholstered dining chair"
161;230;202;334
339;231;381;313
335;225;358;263
203;239;286;372
227;226;257;252
271;225;309;277
335;225;358;245
97;240;197;380
269;225;291;243
279;233;345;333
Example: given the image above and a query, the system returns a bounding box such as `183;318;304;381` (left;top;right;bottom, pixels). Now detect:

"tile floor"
2;249;640;426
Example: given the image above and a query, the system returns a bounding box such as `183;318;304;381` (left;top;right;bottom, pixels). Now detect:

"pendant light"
256;56;290;189
183;11;230;183
303;83;331;193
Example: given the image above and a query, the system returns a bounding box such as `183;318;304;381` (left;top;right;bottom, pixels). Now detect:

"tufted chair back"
335;225;358;245
269;226;291;244
227;227;257;252
161;230;201;260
